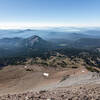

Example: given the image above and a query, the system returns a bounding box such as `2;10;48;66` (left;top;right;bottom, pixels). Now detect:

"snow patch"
43;73;49;77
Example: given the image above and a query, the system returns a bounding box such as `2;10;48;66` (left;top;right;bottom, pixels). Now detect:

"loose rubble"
0;84;100;100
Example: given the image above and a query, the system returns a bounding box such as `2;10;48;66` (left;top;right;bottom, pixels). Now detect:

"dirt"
0;65;100;100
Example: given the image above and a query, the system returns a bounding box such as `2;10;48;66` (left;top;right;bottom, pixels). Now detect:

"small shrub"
86;66;100;73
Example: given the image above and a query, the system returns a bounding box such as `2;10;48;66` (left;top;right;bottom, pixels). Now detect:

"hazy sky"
0;0;100;28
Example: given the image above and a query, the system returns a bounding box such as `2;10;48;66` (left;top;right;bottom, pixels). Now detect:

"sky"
0;0;100;29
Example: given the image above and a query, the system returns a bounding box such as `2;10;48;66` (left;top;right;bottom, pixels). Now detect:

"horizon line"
0;23;100;29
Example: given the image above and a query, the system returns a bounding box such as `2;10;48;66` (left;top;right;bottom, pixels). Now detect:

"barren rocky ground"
0;84;100;100
0;65;100;100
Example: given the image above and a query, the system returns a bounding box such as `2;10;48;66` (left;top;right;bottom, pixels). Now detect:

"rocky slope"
0;84;100;100
0;65;100;100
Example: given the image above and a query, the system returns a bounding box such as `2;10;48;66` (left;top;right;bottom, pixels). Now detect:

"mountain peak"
27;35;41;41
32;35;40;38
26;35;45;47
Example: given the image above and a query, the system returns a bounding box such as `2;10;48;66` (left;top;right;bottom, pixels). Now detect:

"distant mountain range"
0;35;52;57
0;34;100;66
0;28;100;57
0;28;100;40
72;38;100;48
